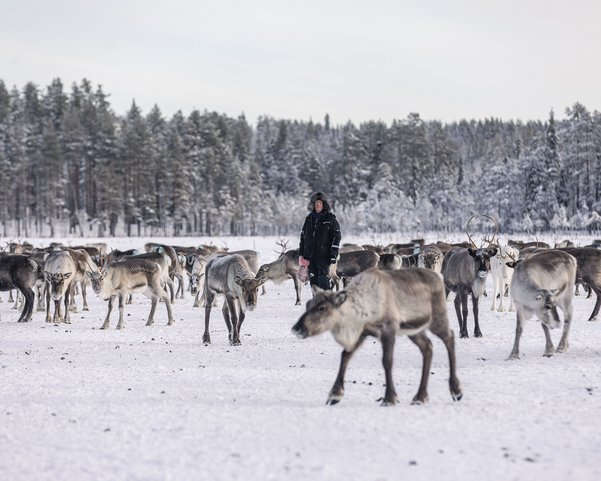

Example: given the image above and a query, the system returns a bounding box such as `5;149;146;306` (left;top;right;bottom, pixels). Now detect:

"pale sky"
1;0;599;124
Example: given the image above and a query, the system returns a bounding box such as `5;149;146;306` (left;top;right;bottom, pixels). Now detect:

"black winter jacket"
299;211;341;262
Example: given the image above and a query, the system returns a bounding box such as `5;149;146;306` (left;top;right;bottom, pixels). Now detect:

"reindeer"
418;244;444;272
88;258;174;330
108;250;174;304
332;250;380;289
190;255;209;307
441;215;498;338
255;247;302;305
44;249;98;324
556;247;601;322
202;254;266;345
292;268;462;406
0;255;40;322
339;244;364;253
378;253;402;271
506;250;577;359
489;244;519;312
145;243;181;302
508;239;551;250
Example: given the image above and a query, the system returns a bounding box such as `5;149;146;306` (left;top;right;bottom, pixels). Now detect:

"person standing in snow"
299;191;341;291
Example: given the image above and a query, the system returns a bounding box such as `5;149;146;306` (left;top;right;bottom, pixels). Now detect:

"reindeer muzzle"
291;321;308;339
478;270;488;279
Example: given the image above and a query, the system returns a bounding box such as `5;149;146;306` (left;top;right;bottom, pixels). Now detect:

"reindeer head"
87;269;106;295
468;248;498;278
190;273;204;293
44;271;73;299
234;276;266;311
292;287;348;338
535;289;562;329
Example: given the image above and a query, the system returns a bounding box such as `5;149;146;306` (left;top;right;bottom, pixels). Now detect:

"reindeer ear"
311;285;324;295
467;248;477;257
488;248;498;257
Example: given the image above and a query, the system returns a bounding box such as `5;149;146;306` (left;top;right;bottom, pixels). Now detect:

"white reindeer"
489;244;519;312
507;250;577;359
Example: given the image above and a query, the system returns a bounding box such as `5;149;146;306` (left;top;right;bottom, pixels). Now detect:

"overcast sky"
1;0;599;124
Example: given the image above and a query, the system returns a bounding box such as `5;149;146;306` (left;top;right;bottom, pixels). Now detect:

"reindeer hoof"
451;391;463;402
410;395;426;405
474;331;483;338
326;398;341;406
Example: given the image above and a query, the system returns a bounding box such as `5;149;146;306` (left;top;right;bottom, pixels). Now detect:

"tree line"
1;78;600;238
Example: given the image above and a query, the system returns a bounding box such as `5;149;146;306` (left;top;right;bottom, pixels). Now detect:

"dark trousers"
309;259;332;290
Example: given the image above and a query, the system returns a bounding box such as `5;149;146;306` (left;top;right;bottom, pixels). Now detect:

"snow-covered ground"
2;235;601;481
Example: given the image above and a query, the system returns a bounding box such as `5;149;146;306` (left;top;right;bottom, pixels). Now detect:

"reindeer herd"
2;229;601;406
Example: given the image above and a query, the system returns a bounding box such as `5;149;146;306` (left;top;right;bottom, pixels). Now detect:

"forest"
1;78;600;238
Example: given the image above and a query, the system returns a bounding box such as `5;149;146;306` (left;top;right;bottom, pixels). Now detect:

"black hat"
307;191;332;212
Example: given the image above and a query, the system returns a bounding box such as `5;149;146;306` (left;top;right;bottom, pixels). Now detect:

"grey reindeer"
202;254;266;345
292;268;463;406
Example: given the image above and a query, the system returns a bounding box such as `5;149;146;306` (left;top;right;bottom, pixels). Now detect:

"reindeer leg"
557;305;573;353
167;277;175;304
146;298;158;326
541;323;556;357
54;299;62;323
193;290;201;308
430;323;462;401
63;286;72;324
380;330;400;406
472;294;482;337
81;280;89;311
587;286;601;322
460;291;469;338
116;293;126;330
227;296;241;346
507;309;525;360
327;333;368;405
490;281;497;311
222;300;232;341
45;284;52;323
408;332;432;405
37;285;45;311
202;292;214;344
100;297;114;329
163;290;174;326
453;293;464;338
18;287;35;323
292;275;301;306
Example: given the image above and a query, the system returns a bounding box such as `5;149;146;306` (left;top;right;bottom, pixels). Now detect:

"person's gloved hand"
299;256;310;267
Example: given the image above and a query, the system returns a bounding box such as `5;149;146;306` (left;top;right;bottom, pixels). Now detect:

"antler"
465;216;478;248
482;215;499;247
275;238;290;255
